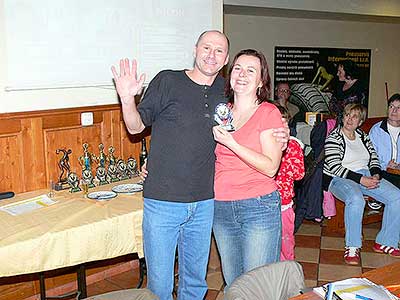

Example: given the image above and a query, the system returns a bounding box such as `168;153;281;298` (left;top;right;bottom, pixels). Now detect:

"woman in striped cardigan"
323;103;400;265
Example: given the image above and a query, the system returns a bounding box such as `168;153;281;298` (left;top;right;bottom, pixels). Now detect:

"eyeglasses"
389;104;400;111
277;89;290;93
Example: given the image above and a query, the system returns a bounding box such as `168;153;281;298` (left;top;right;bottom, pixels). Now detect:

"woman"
329;60;367;118
323;103;400;265
212;49;283;287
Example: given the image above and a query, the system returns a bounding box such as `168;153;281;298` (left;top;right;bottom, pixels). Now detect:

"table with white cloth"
0;178;144;299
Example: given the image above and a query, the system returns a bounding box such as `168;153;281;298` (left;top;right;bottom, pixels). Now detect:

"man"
370;93;400;187
111;30;288;300
275;82;299;120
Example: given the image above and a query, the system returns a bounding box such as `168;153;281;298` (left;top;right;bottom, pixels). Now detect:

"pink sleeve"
259;104;284;131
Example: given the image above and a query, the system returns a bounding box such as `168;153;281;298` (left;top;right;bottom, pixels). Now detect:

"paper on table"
0;194;57;216
313;278;399;300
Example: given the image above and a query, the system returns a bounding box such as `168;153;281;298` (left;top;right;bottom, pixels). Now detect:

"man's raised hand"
111;58;146;105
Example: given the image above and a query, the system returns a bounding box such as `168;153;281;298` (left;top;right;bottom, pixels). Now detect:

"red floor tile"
298;262;318;281
295;234;321;248
319;249;348;266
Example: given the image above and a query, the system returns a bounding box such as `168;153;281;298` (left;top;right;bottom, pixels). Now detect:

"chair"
225;261;305;300
82;289;158;300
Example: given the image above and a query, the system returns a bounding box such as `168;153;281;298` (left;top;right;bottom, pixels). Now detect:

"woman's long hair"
224;49;271;104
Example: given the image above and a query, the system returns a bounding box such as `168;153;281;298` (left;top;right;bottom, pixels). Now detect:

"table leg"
39;272;47;300
136;257;146;288
77;265;87;299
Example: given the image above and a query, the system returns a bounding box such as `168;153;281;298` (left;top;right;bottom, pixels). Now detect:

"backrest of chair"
225;261;305;300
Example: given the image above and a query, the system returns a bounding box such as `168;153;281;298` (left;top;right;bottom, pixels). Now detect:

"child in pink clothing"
275;105;305;260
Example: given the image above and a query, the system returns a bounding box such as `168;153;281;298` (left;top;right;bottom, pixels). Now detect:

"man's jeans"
328;169;400;248
143;198;214;300
213;191;282;287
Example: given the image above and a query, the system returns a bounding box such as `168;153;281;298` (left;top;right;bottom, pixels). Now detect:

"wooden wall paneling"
100;110;114;153
110;109;122;155
21;118;46;191
44;125;103;184
0;133;24;193
0;119;24;194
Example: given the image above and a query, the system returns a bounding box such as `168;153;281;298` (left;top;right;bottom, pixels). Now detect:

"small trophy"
214;103;235;131
95;166;108;185
107;164;119;183
108;146;117;166
78;143;95;186
116;159;129;181
67;172;81;193
55;148;72;190
94;143;109;185
82;169;95;188
126;157;139;178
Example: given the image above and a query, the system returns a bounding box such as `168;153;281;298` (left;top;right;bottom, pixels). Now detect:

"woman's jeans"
143;198;214;300
328;169;400;248
213;191;282;287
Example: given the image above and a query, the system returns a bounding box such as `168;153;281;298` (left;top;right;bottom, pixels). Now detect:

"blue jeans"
328;169;400;248
213;191;282;287
143;198;214;300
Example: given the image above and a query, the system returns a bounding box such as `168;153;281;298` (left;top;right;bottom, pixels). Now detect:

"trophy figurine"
126;157;139;178
82;169;95;188
214;103;235;131
67;172;81;193
107;164;119;183
117;159;129;181
95;166;108;185
55;148;73;190
93;143;109;185
78;143;95;187
107;146;119;182
108;146;117;166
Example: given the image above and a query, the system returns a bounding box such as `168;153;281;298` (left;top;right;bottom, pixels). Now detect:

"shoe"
373;243;400;258
344;247;361;265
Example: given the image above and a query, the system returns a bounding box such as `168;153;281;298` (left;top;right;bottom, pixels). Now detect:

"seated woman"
323;103;400;265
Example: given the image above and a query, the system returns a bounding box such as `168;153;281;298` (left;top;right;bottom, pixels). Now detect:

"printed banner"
274;46;371;117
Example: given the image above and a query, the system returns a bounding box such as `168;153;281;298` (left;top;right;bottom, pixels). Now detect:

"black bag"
302;149;324;183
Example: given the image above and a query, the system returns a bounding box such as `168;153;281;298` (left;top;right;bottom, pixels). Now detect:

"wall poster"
274;46;371;119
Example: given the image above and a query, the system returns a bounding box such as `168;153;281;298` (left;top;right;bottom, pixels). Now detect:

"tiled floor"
85;220;399;300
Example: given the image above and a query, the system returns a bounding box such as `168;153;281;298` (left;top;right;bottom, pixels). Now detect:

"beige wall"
224;0;400;17
224;13;400;117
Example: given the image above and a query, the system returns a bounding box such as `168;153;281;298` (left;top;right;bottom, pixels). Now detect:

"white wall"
0;0;223;113
224;13;400;117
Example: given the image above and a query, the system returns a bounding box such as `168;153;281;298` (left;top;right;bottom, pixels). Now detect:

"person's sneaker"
373;243;400;258
344;247;361;265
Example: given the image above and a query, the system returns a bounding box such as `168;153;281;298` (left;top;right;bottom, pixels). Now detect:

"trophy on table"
93;143;109;186
126;157;139;178
107;146;119;182
55;148;73;190
67;172;81;193
116;159;129;181
78;143;95;188
214;103;235;132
